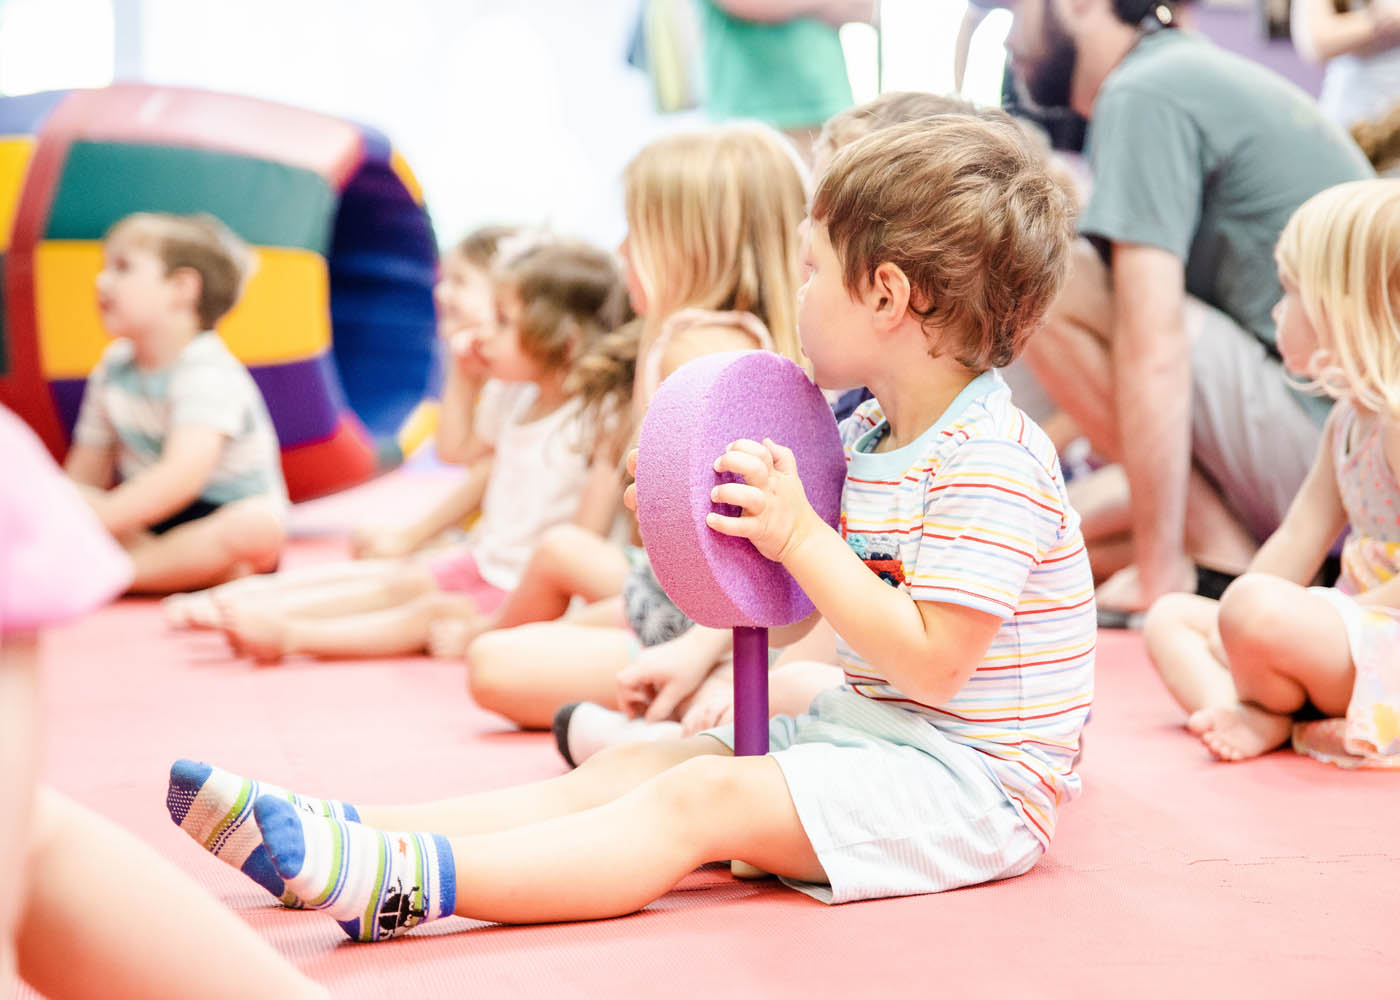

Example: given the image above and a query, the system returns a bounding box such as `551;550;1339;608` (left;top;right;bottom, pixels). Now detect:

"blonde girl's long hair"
622;123;808;365
1276;179;1400;417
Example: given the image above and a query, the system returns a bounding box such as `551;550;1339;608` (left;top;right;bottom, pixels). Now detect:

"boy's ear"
168;266;203;317
864;262;913;332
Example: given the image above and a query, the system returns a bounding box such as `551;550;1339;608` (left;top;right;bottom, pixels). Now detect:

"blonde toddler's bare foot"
222;605;290;664
1188;704;1293;761
426;617;484;659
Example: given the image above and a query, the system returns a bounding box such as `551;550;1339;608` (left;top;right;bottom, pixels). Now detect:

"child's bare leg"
255;749;823;935
490;525;630;631
465;622;634;728
127;497;285;594
1143;593;1236;715
169;737;726;895
18;788;326;1000
223;565;437;622
0;636;40;993
225;589;475;662
163;559;408;629
1189;574;1354;761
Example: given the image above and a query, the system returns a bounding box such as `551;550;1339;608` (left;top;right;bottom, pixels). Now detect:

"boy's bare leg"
465;622;635;728
1143;593;1236;715
428;594;623;660
127;497;284;595
1188;575;1355;761
223;590;478;662
17;789;326;1000
440;753;822;924
361;734;728;832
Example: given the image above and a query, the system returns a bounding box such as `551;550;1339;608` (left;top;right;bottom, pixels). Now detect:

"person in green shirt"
1004;0;1372;617
699;1;870;156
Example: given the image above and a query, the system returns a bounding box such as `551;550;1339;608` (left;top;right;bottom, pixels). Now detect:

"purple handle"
732;625;769;756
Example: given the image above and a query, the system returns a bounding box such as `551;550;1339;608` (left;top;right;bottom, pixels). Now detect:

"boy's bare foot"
161;592;224;630
426;616;485;659
1187;703;1292;761
222;605;290;663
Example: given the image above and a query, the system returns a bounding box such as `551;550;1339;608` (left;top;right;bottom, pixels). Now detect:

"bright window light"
0;0;115;96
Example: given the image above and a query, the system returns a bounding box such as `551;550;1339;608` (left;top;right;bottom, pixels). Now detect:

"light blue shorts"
704;688;1043;904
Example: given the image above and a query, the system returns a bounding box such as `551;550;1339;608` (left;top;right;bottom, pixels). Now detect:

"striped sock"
255;796;457;942
165;759;360;907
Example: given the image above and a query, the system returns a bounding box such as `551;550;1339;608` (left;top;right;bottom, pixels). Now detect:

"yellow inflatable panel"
0;136;35;252
35;241;332;377
390;149;424;206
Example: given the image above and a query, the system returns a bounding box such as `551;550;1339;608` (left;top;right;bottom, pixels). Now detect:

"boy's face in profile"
797;221;872;392
96;234;180;342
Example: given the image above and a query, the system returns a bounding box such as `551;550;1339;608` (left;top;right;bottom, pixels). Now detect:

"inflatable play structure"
0;84;439;500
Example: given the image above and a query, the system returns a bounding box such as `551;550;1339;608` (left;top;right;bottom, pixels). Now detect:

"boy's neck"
131;319;203;371
863;328;981;451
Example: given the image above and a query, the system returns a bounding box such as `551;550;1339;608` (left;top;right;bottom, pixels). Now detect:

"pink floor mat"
23;474;1400;998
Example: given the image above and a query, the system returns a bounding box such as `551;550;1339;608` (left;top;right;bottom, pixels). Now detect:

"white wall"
0;0;1011;250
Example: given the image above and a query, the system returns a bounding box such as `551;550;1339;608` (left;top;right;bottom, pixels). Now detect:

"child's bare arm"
571;450;626;538
435;341;491;465
64;443;116;490
87;425;224;536
356;456;493;558
1246;411;1346;584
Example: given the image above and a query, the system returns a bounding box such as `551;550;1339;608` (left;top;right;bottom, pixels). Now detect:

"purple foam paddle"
635;351;845;754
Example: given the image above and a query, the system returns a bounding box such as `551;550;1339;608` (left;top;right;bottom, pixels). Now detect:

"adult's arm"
1111;242;1194;605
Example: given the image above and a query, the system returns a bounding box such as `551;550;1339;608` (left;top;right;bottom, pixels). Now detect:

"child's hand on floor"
707;438;819;564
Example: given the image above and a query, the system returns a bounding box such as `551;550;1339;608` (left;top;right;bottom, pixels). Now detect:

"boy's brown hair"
811;113;1076;371
107;212;254;329
814;91;977;164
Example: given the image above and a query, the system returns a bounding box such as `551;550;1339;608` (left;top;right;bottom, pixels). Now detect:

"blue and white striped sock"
255;796;457;942
165;759;360;907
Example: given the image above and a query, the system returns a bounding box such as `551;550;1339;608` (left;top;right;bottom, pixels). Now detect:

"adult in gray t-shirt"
1006;0;1371;614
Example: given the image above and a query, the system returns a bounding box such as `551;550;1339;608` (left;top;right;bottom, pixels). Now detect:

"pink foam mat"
22;489;1400;996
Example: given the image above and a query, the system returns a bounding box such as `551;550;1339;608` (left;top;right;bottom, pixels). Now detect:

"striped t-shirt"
73;333;287;509
836;371;1095;848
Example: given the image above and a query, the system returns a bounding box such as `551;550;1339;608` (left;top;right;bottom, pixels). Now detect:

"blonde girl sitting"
1145;178;1400;765
459;123;817;730
195;238;633;662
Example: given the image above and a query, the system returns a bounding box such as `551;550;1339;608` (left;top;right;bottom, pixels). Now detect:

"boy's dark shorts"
149;498;222;536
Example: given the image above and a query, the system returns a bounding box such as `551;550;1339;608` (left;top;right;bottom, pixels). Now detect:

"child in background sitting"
64;212;287;593
166;114;1093;940
203;239;634;661
1145;179;1400;765
351;224;518;560
162;224;522;630
456;123;815;731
